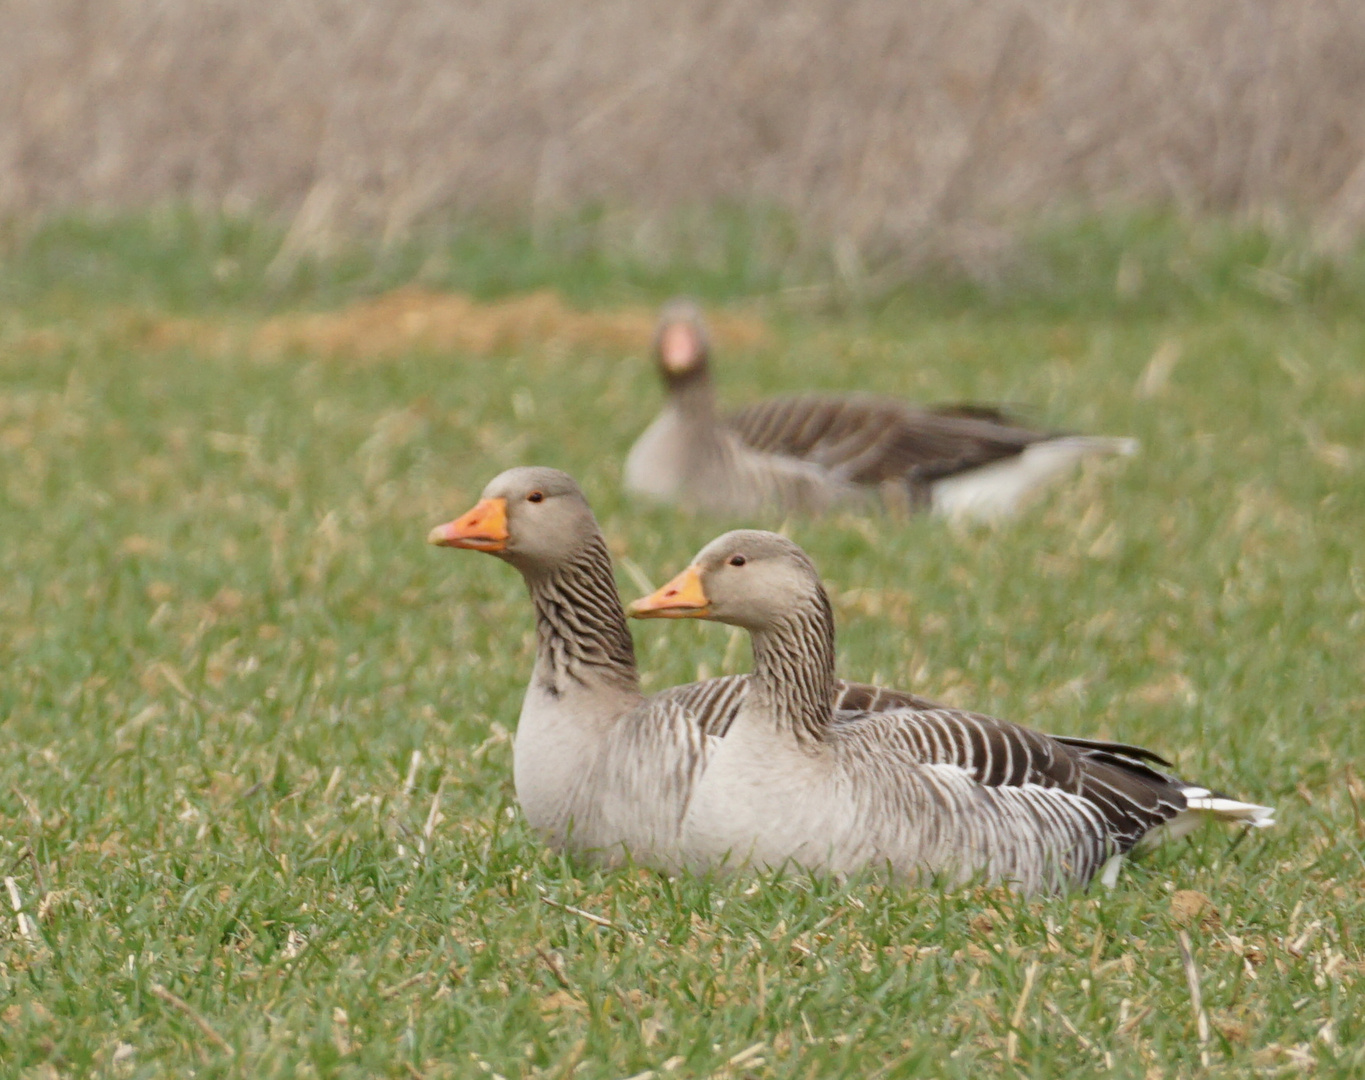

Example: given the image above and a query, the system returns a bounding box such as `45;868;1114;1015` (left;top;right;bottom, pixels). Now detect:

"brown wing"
725;394;1054;490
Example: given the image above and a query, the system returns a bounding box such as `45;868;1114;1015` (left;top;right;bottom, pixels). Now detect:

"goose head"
653;298;711;389
428;466;601;574
628;530;823;632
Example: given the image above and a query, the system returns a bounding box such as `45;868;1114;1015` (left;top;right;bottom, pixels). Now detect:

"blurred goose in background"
427;466;943;866
624;299;1137;520
629;530;1273;893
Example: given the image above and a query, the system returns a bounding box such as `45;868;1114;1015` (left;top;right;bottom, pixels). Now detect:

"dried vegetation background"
5;0;1365;269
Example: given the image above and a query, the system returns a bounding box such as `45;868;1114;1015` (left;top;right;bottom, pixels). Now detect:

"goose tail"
931;434;1139;520
1181;787;1277;828
1058;434;1141;457
1139;786;1276;848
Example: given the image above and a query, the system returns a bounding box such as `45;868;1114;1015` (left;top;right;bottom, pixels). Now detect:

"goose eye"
527;491;545;503
728;554;747;567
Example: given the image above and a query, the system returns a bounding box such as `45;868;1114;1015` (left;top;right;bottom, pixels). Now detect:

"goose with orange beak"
426;465;687;865
426;467;942;868
624;298;1138;520
629;530;1273;893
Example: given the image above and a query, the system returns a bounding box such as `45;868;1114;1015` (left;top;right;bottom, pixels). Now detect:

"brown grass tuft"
59;289;770;362
247;289;769;361
1170;889;1221;932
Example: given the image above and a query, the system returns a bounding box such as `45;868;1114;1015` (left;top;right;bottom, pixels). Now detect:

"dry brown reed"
3;0;1364;267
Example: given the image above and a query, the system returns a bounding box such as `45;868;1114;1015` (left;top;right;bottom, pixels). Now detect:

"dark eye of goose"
527;491;545;503
728;554;746;567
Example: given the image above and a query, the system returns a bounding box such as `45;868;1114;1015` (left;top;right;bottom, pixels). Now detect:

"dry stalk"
1005;960;1040;1062
536;948;572;989
539;894;625;933
149;983;234;1057
1176;930;1211;1068
4;2;1365;259
403;750;422;797
712;1042;766;1076
419;776;444;857
1116;1004;1154;1038
1043;999;1096;1053
379;972;431;999
26;848;46;897
4;876;36;941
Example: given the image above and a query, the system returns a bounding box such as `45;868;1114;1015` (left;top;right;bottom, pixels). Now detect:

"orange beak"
658;323;699;374
427;497;509;552
627;565;710;619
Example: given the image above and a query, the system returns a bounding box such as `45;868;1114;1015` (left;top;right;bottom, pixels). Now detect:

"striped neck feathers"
524;534;640;698
747;585;838;744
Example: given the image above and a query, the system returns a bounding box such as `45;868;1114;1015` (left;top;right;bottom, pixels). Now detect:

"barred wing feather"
654;674;943;739
725;395;1051;489
833;705;1195;856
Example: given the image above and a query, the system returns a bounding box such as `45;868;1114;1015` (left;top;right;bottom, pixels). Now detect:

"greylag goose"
624;299;1138;520
628;530;1273;893
427;467;943;866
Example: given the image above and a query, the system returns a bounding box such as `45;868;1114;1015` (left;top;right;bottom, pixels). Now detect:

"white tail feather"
1184;794;1276;828
931;435;1140;521
1137;790;1276;848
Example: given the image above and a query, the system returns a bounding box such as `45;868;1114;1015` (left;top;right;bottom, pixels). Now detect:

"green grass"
1;212;1363;1078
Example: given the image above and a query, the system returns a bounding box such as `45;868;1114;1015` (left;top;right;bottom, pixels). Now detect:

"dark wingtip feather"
1051;735;1174;769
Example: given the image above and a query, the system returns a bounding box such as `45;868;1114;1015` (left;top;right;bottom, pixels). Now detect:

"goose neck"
524;535;641;700
747;588;837;744
665;368;718;424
